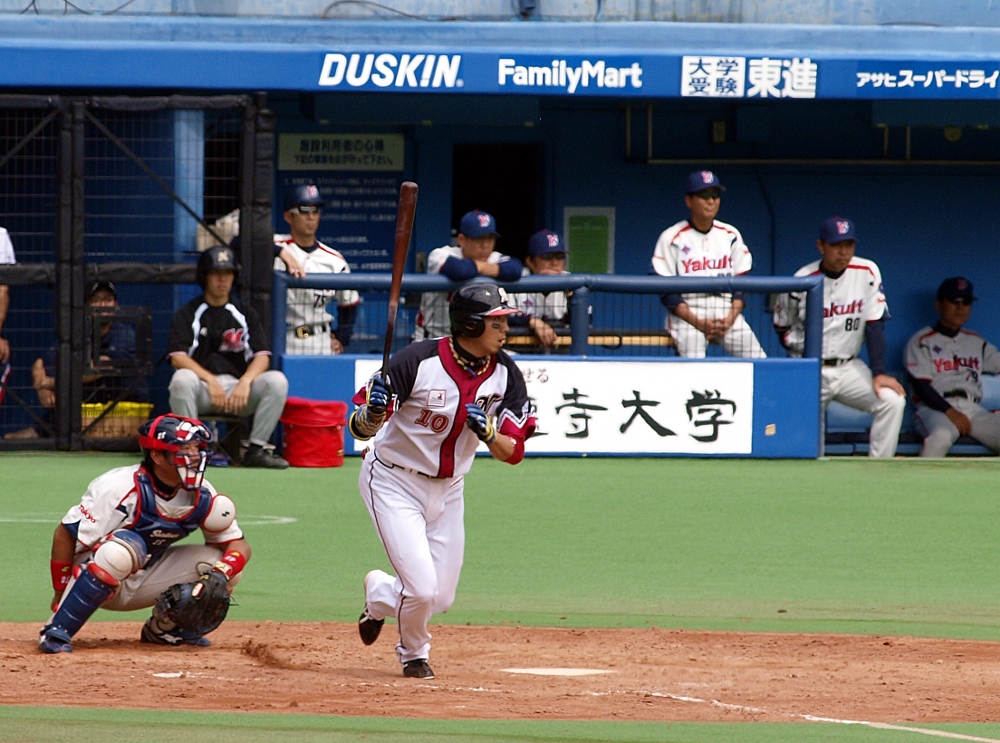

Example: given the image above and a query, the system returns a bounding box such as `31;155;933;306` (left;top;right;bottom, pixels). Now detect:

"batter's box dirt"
1;622;998;723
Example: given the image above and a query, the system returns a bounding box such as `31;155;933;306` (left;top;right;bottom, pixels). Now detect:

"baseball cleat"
140;620;212;647
402;659;435;679
38;627;73;654
358;606;384;645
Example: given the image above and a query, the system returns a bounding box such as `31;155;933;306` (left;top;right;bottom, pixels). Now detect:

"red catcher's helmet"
138;415;214;490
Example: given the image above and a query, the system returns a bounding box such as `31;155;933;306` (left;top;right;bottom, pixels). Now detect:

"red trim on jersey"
917;329;938;344
959;329;985;340
435;337;497;479
503;436;526;464
846;263;876;278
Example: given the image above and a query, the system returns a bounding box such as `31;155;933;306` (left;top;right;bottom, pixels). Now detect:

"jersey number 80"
844;317;862;331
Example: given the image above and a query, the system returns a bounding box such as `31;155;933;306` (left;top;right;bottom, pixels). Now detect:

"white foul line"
641;692;1000;742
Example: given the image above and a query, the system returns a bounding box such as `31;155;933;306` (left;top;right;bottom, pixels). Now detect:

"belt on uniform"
822;357;854;367
374;452;442;480
293;323;328;339
943;390;969;399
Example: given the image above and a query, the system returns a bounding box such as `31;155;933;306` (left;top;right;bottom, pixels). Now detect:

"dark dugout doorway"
451;143;543;264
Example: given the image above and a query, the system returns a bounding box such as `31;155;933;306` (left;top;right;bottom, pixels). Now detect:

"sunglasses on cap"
289;205;321;215
944;297;973;306
536;251;567;261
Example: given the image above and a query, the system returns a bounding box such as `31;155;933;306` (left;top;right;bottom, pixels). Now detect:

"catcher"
38;414;250;654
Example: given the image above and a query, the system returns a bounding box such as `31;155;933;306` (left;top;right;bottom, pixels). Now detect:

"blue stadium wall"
2;16;1000;379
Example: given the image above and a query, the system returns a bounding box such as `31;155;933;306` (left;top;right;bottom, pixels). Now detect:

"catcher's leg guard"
39;563;118;654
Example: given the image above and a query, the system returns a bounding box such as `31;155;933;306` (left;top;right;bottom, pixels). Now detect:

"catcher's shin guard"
39;564;117;654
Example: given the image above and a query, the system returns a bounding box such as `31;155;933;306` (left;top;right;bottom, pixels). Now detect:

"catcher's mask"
138;414;214;490
196;245;240;290
449;283;518;339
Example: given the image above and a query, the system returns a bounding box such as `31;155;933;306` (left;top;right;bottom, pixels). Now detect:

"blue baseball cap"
528;229;565;257
684;170;726;195
819;216;857;244
459;210;500;239
937;276;976;302
284;184;325;211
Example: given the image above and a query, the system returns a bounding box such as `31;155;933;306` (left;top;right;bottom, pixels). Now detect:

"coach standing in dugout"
412;209;522;341
167;246;290;469
772;217;906;458
274;184;360;355
650;171;766;358
904;277;1000;457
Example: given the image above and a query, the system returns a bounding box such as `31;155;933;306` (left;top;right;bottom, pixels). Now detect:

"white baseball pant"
668;314;766;358
359;453;465;665
822;358;905;458
54;544;234;616
915;399;1000;457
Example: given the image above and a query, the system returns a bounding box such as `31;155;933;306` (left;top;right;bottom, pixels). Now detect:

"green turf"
3;453;1000;639
2;707;999;743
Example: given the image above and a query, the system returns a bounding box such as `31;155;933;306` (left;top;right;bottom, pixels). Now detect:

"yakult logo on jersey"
220;328;247;352
681;256;732;273
319;53;463;89
933;355;981;373
824;299;864;318
498;58;643;94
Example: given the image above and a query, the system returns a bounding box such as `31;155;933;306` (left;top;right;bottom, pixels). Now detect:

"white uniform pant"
822;359;905;458
285;329;337;355
168;369;288;447
915;399;1000;457
359;453;464;665
53;544;232;618
668;313;765;358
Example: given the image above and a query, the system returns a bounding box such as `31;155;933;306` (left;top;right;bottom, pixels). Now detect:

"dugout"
2;16;1000;453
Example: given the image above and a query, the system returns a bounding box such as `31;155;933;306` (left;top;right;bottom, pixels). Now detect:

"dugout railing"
271;273;825;360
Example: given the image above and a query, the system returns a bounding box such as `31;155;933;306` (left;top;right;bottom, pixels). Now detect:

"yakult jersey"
354;338;536;478
415;245;518;340
650;219;753;309
905;327;1000;404
168;296;270;378
509;267;569;324
274;237;360;331
61;464;242;563
773;257;888;359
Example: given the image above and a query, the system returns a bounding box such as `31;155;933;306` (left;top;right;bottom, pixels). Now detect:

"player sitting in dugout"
507;229;572;351
273;184;360;355
38;414;249;654
413;209;523;340
905;277;1000;457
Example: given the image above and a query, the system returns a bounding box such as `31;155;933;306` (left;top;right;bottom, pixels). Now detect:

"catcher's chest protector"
129;473;212;568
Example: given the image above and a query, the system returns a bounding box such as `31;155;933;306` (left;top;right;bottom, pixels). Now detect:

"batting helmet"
138;414;214;491
449;283;518;339
196;246;240;290
283;184;326;211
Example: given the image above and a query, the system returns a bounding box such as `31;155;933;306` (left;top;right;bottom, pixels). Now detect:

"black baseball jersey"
168;296;270;378
353;337;536;478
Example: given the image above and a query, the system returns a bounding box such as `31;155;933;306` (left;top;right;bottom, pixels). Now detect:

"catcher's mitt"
156;571;231;637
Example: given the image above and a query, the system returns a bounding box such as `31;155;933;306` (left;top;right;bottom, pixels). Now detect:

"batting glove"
367;378;392;419
465;403;497;445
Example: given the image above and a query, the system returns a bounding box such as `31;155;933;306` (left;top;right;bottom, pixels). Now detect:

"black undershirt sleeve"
864;317;888;377
907;373;951;412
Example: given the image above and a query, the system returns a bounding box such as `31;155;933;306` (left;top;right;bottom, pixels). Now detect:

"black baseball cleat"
358;606;384;646
242;445;289;469
402;659;435;679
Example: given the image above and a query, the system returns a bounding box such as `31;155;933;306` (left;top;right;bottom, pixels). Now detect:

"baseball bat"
380;181;418;382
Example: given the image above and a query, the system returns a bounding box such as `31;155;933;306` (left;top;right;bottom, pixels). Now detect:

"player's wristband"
212;549;247;581
50;560;73;592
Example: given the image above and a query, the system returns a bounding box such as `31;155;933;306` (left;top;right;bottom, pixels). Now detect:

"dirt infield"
1;622;998;723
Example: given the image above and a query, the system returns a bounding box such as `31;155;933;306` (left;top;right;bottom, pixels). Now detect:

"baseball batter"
650;171;765;358
413;210;523;341
38;414;249;653
351;283;536;679
275;184;360;355
772;217;906;458
904;277;1000;457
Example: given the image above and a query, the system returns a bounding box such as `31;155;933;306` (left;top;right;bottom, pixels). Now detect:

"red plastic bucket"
280;397;348;468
